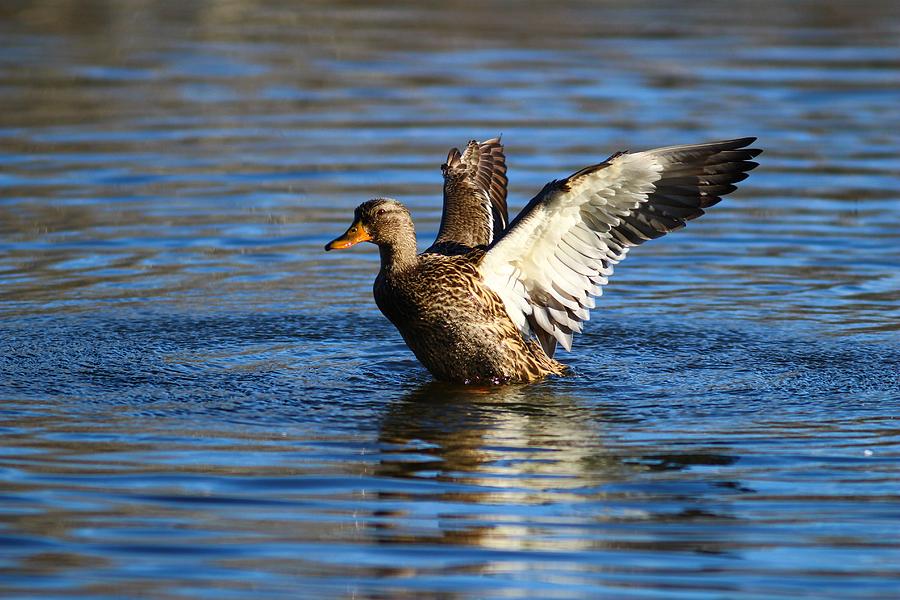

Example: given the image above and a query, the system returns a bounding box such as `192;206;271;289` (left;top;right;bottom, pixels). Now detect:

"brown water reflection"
374;383;740;558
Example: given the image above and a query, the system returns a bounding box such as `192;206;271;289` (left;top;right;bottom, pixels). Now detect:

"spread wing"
479;137;761;357
427;137;508;254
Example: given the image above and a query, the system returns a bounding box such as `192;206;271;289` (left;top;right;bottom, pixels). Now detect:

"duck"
326;136;761;384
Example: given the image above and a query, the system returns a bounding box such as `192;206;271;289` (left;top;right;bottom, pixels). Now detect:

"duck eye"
375;208;386;217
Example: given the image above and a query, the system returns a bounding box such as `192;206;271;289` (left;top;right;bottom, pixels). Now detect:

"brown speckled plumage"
325;136;761;384
375;247;566;384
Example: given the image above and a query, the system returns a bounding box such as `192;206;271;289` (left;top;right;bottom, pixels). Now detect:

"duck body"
326;137;761;384
374;249;565;384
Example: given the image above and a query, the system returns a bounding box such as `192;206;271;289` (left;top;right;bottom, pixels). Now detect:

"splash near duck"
327;137;761;384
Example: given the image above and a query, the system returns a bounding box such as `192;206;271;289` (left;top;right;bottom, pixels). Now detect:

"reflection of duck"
373;383;742;555
378;382;620;490
373;382;618;553
326;137;760;384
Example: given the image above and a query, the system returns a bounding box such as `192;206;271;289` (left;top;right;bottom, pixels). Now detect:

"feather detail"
428;137;508;254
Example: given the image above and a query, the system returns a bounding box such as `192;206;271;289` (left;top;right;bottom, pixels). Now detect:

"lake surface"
1;1;899;598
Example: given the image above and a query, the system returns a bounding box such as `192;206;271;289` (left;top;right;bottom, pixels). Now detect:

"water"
1;1;899;598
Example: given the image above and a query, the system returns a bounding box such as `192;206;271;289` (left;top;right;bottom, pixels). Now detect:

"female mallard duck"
326;137;760;384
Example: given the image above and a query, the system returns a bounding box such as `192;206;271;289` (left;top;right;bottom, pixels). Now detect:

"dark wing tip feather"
617;137;762;240
731;136;757;146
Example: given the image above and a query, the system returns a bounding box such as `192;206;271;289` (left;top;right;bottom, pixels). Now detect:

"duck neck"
378;229;418;275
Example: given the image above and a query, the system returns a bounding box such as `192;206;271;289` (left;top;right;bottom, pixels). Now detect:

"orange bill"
325;220;372;251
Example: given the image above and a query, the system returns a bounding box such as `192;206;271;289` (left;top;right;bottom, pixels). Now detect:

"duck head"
325;198;414;251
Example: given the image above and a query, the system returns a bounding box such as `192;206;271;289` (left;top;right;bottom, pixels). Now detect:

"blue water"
1;1;899;598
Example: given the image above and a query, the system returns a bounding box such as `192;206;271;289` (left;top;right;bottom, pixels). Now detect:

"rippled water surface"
2;1;899;598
